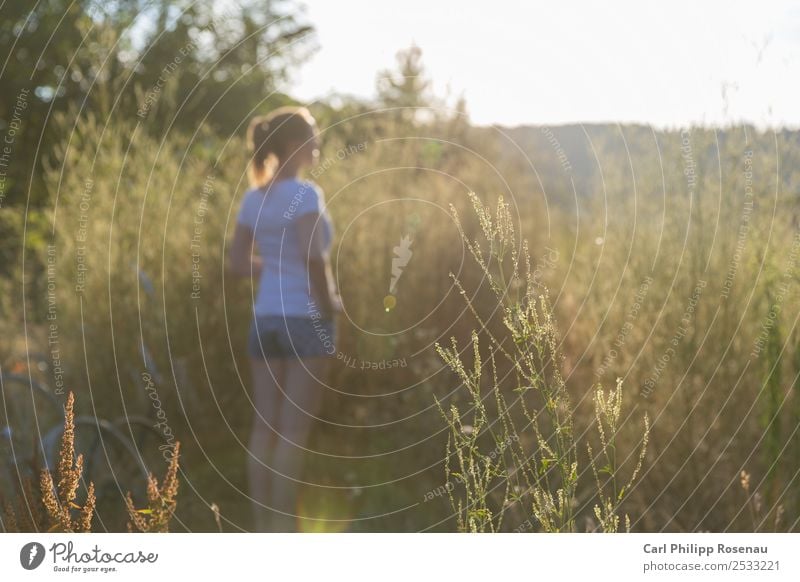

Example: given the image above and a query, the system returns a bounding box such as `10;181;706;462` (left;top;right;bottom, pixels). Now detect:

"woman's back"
236;177;333;316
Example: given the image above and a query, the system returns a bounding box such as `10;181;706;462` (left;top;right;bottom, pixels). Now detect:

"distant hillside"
480;123;800;208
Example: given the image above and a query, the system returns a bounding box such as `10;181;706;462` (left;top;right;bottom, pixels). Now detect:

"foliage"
0;0;314;207
2;24;800;531
1;392;181;533
376;45;434;124
39;392;97;532
588;379;649;532
126;443;181;533
436;193;649;532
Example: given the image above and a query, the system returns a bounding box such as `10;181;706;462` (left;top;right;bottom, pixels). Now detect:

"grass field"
3;109;799;532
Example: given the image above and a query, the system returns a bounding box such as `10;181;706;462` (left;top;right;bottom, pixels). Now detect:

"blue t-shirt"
236;178;333;316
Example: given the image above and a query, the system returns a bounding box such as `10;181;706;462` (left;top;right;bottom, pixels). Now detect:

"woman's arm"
228;223;263;278
295;212;340;317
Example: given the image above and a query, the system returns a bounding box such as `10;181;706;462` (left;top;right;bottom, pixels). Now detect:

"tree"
0;0;316;207
376;45;432;124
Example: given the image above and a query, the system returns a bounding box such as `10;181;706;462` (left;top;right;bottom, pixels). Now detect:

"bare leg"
248;357;285;532
269;357;329;531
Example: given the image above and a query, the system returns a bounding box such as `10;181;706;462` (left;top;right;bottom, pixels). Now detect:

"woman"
229;106;341;532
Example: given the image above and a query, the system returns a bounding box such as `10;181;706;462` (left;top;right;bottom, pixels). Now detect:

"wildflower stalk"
126;442;181;532
436;193;649;533
587;378;649;532
39;391;96;533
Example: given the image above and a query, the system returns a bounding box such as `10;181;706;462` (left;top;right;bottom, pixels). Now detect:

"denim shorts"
247;315;336;359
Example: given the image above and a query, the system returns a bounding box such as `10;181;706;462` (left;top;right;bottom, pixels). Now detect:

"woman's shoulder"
265;178;321;197
286;179;325;213
236;187;268;227
278;179;324;220
242;186;267;202
241;188;264;206
294;178;324;197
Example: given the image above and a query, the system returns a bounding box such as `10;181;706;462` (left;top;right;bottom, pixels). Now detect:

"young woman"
229;106;341;532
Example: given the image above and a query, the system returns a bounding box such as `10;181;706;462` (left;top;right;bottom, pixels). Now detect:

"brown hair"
247;106;316;188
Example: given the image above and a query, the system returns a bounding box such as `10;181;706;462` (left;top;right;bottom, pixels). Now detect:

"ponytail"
247;106;316;188
248;116;274;187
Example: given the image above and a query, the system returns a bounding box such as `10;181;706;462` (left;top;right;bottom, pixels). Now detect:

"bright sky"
289;0;800;128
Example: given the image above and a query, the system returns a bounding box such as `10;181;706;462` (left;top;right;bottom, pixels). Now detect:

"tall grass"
12;111;800;531
435;193;649;532
555;126;800;531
